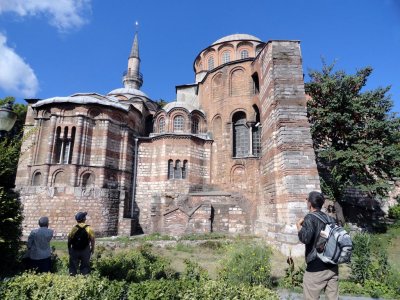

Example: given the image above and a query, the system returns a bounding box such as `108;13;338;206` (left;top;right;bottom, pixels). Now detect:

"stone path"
277;290;390;300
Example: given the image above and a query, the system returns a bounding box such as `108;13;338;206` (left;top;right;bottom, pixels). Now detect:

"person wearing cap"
27;216;54;272
67;211;95;275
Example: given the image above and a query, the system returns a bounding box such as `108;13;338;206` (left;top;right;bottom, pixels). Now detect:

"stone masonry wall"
20;186;121;238
253;41;320;256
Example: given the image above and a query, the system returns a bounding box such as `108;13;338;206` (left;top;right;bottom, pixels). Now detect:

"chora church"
15;31;320;256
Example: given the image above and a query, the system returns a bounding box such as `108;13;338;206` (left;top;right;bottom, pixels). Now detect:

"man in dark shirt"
297;191;338;300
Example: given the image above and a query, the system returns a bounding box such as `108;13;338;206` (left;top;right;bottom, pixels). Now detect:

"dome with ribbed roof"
212;34;261;45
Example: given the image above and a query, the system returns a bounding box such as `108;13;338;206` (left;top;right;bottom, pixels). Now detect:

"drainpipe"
131;137;139;219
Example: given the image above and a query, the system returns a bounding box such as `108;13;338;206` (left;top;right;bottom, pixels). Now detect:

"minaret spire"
123;21;143;89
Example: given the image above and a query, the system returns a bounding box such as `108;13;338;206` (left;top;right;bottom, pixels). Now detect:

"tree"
305;63;400;223
0;97;26;277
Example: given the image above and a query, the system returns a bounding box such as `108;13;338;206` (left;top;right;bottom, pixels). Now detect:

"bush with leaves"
127;279;279;300
280;256;305;290
93;244;173;282
0;273;126;300
217;242;272;287
0;188;23;278
388;204;400;220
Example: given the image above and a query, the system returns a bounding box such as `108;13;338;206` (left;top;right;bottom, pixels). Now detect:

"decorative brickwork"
15;33;320;256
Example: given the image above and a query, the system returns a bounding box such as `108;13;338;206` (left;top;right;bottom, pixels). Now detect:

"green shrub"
350;232;372;283
127;279;279;300
280;256;305;289
217;242;272;287
0;273;126;300
181;259;209;281
93;245;173;282
389;204;400;219
0;188;23;278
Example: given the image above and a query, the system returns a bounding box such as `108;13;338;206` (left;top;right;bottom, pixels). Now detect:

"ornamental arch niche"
231;165;246;190
230;67;246;96
212;115;222;138
52;170;67;187
31;171;42;186
212;72;223;102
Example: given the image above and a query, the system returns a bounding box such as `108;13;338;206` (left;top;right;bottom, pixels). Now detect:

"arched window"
208;56;214;70
54;126;75;164
173;115;184;132
182;160;188;179
191;117;199;134
240;50;249;59
232;111;249;157
168;159;174;179
222;51;230;64
82;173;94;187
32;172;42;186
174;160;182;179
159;117;165;133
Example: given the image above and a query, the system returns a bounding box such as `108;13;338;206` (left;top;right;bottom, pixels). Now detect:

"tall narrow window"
222;51;230;64
174;160;182;179
252;105;261;157
182;160;188;179
168;159;174;179
54;127;62;163
240;50;249;59
208;56;214;70
159;117;165;133
173;115;184;132
191;117;199;134
232;111;249;157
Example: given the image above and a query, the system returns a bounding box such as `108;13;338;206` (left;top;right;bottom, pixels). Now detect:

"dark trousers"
31;257;51;273
69;246;91;275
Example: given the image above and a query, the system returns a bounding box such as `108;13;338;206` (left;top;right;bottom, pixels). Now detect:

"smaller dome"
108;87;149;98
212;34;261;45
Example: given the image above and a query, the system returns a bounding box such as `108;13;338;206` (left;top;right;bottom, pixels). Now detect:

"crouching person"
68;212;95;275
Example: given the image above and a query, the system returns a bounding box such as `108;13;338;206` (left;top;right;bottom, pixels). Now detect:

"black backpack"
71;225;90;250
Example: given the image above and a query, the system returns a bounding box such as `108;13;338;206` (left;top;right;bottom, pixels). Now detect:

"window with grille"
232;111;249;157
173;115;184;132
191;117;199;134
54;126;75;164
208;56;214;70
167;159;188;180
222;51;230;64
159;117;165;133
240;50;249;59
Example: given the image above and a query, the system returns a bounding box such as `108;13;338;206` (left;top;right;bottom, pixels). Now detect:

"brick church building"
15;32;320;255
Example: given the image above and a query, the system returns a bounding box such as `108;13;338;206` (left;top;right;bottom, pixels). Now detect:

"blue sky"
0;0;399;112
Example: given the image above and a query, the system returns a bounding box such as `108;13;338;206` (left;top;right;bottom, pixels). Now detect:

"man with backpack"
296;191;340;300
68;211;95;275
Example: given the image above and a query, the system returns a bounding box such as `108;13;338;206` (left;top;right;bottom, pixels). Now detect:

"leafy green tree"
305;63;400;223
0;97;26;277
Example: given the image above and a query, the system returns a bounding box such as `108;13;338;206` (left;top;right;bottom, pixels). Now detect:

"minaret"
123;23;143;89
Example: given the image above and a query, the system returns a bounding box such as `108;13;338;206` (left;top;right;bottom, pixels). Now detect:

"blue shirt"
28;227;53;260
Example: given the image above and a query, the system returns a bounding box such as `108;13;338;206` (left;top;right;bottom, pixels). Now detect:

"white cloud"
0;0;91;31
0;33;39;98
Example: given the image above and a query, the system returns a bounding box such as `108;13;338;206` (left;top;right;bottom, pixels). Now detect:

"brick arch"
168;110;189;133
229;108;248;121
52;169;67;187
212;72;223;102
230;164;246;189
80;171;95;187
31;170;42;186
229;67;247;96
212;114;222;138
87;108;102;119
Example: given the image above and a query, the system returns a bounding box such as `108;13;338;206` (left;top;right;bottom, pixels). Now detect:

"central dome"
212;34;261;45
